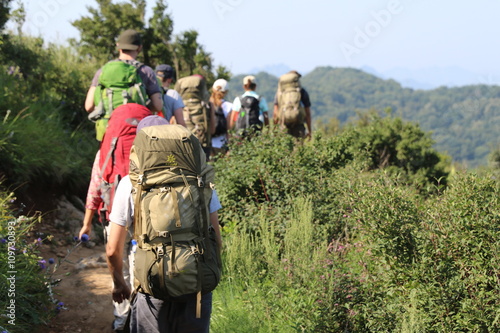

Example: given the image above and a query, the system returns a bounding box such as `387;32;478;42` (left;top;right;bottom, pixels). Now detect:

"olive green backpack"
91;59;148;141
129;124;220;318
277;72;305;128
174;76;211;148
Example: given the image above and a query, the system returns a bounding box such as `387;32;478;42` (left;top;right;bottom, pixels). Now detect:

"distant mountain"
227;66;500;168
364;66;491;90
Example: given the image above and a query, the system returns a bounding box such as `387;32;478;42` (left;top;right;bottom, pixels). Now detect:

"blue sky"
8;0;500;87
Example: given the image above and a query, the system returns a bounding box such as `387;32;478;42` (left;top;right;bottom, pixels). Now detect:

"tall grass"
212;127;500;332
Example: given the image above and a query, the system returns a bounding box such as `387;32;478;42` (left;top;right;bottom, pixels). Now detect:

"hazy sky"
10;0;500;83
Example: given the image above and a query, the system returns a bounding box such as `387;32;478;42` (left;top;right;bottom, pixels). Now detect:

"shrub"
0;189;56;332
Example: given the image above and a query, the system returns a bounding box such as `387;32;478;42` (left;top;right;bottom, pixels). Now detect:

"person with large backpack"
78;103;154;332
229;75;269;138
155;64;186;126
273;70;312;139
174;74;215;160
105;118;222;332
85;29;163;141
210;78;232;159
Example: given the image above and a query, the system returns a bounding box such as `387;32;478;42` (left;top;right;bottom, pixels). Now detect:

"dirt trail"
36;229;116;333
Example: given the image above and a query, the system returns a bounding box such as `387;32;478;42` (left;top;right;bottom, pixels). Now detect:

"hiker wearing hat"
155;64;186;126
82;29;163;332
229;75;269;137
210;78;232;158
85;29;163;141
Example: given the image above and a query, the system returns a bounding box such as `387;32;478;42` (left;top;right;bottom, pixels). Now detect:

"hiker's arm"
228;110;237;130
106;222;131;303
148;92;163;113
173;107;186;126
210;211;222;250
305;106;312;137
211;104;217;135
79;208;95;240
273;104;279;125
85;86;96;112
79;151;101;240
263;111;269;126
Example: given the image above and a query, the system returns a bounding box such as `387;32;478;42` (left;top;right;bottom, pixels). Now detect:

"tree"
0;0;13;32
71;0;145;62
70;0;228;86
143;0;174;68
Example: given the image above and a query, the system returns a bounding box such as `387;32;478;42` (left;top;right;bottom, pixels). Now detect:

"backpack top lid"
279;72;301;90
98;59;143;89
129;124;212;188
176;75;207;100
99;103;152;183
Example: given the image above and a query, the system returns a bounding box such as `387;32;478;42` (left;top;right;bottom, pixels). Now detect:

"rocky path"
31;195;116;333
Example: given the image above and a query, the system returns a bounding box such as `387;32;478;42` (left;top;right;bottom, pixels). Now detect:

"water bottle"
131;239;137;253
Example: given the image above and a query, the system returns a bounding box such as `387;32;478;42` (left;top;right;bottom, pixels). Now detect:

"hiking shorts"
130;292;212;333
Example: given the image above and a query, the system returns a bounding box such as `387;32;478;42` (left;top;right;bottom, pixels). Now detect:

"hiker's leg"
130;293;167;333
172;293;213;333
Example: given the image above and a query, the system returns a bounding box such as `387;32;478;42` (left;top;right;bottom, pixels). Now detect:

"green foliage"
71;0;145;62
0;34;96;194
213;115;500;331
71;0;222;85
0;190;55;332
0;0;13;31
343;110;449;190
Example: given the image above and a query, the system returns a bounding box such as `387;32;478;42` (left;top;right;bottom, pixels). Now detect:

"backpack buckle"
158;231;169;238
197;176;204;187
157;245;164;256
159;187;170;193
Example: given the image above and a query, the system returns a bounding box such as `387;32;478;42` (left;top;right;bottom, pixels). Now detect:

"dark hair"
244;82;257;90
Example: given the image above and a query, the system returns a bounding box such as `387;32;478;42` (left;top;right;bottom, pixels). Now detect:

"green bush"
212;119;500;331
0;189;56;332
0;35;98;195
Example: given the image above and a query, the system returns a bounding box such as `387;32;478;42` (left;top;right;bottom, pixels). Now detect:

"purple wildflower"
48;258;55;264
0;238;6;244
55;301;65;313
38;259;47;270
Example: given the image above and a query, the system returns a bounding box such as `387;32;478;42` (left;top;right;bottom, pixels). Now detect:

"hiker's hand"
78;225;91;240
112;282;131;303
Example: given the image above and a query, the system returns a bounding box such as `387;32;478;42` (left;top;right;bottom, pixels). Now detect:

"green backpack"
174;76;211;148
129;124;220;318
92;59;148;141
277;72;305;127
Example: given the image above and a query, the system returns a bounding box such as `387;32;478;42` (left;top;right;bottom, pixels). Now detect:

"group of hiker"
78;28;312;333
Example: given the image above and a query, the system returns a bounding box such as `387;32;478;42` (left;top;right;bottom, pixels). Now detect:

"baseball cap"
137;115;169;133
212;79;228;92
155;64;174;78
116;29;142;51
243;75;256;85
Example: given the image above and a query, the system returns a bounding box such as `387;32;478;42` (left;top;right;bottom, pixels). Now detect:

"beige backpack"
174;76;211;148
129;124;220;318
277;72;306;127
